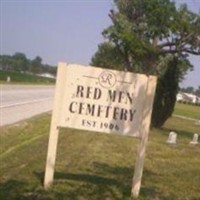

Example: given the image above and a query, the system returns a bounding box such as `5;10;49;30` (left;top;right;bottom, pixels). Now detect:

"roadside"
0;98;53;126
0;84;55;126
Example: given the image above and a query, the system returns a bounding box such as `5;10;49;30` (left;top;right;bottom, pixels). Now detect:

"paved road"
0;84;55;126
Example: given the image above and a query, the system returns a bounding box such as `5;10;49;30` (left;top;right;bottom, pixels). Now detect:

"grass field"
0;70;55;84
0;111;200;200
174;102;200;120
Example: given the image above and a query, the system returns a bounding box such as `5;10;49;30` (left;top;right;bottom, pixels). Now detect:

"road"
0;84;55;126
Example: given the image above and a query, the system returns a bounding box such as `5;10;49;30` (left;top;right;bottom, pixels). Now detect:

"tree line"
180;86;200;96
91;0;200;127
0;52;56;76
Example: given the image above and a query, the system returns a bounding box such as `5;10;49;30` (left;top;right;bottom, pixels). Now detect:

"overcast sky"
1;0;199;88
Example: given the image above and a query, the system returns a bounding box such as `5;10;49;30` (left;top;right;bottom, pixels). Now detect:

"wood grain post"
44;63;67;189
131;76;157;198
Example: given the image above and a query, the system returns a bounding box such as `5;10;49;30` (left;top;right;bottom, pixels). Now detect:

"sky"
0;0;199;88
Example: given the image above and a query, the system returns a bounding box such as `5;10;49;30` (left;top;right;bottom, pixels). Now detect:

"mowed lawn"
174;102;200;120
0;109;200;199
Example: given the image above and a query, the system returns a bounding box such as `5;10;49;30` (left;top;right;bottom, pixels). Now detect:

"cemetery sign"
58;64;151;137
44;63;157;198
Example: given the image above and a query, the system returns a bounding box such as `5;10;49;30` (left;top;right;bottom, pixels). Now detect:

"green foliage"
152;58;180;127
195;86;200;96
91;0;200;127
31;56;42;74
0;70;55;84
181;85;200;96
12;53;29;72
0;53;56;75
91;42;123;70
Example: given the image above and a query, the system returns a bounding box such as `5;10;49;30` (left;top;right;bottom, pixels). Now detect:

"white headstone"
195;120;200;126
6;76;11;82
166;131;177;144
190;133;199;145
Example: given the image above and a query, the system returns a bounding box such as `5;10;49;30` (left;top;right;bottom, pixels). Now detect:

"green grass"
0;113;200;200
0;70;55;84
174;102;200;120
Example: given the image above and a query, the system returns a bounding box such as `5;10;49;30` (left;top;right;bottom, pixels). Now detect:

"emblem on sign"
98;71;116;88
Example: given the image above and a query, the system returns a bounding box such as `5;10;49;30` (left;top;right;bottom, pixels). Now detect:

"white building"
37;73;56;79
177;92;200;104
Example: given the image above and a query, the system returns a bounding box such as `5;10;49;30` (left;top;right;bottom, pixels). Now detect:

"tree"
91;0;200;127
0;53;57;76
181;86;195;93
91;42;124;70
195;86;200;96
12;52;29;72
31;56;42;74
0;55;13;70
181;86;200;96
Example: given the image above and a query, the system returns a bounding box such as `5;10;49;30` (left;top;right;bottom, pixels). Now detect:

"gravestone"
166;131;177;144
190;133;199;145
195;120;200;126
6;76;11;82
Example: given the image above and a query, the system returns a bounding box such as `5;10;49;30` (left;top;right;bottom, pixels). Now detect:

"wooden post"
131;76;157;198
44;63;67;189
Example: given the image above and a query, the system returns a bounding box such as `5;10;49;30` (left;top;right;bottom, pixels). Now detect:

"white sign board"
44;63;157;198
57;64;152;137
